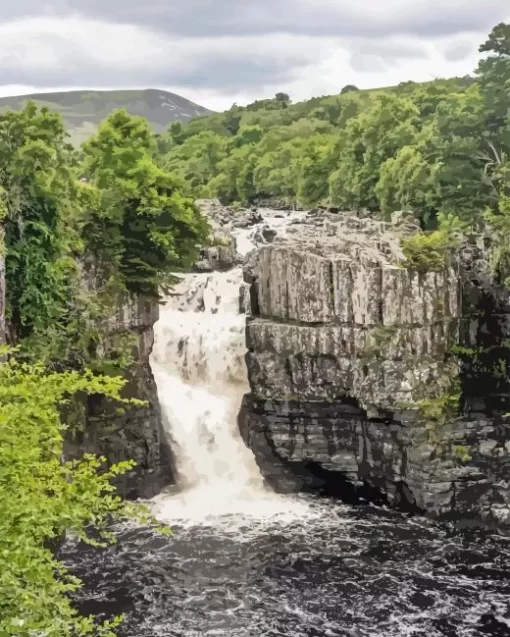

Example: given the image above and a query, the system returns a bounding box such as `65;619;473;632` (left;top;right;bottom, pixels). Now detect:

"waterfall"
150;266;264;506
150;215;307;523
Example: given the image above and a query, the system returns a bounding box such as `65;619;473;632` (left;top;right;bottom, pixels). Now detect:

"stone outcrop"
66;294;174;499
194;199;262;272
239;210;510;525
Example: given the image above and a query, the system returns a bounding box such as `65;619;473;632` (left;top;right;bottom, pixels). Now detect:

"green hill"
0;89;212;145
161;76;485;224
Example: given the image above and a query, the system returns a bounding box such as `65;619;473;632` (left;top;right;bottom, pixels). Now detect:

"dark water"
61;499;510;637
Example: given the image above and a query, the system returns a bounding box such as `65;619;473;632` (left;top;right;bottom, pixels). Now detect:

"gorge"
3;19;510;634
59;204;510;637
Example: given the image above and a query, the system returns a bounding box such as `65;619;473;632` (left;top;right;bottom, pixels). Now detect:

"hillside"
161;76;486;226
0;89;212;145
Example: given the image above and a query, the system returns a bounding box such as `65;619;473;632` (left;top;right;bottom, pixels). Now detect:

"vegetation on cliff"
159;23;510;232
0;106;205;633
82;109;208;298
0;357;146;637
0;103;208;363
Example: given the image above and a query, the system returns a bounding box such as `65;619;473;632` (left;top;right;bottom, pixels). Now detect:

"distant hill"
0;89;213;145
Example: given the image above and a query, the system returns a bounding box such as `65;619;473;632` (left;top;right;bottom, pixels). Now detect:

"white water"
149;212;315;525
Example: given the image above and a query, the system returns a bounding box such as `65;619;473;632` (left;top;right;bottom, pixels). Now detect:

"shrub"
400;230;450;270
0;355;163;636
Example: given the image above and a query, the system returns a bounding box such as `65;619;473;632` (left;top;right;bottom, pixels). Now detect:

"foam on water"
63;504;510;637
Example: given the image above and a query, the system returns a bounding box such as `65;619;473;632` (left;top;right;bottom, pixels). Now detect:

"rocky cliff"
66;293;174;499
239;210;510;525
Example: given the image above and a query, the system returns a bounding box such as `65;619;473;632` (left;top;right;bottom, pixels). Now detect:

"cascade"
65;209;510;637
149;212;308;522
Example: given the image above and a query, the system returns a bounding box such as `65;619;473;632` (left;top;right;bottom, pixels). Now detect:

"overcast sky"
0;0;509;111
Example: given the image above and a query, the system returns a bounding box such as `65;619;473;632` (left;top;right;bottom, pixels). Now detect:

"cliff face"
66;294;174;499
239;211;510;525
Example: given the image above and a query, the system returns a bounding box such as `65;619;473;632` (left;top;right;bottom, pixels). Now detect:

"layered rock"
239;211;510;524
66;294;174;499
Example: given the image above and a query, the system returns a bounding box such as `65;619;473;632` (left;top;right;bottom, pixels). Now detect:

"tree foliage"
82;109;208;297
0;104;200;633
0;105;208;363
0;354;161;637
156;24;510;230
0;104;81;344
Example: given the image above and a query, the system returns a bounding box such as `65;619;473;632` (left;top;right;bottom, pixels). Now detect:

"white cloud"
0;8;505;111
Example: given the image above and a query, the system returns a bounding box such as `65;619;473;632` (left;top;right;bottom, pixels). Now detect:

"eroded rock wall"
66;294;174;499
239;212;510;525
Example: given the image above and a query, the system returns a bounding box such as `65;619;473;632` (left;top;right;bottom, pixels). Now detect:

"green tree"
169;121;185;145
484;194;510;284
155;28;510;219
341;84;359;94
0;103;81;345
275;92;291;106
82;109;208;296
297;135;336;205
206;145;257;202
375;145;437;219
329;94;420;209
477;22;510;141
420;85;493;221
223;106;243;135
234;125;264;147
476;22;510;196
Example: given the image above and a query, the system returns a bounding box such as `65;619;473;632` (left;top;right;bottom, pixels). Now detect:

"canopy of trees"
0;105;208;362
158;23;510;230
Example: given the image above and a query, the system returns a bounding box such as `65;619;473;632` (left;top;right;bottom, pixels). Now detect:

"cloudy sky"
0;0;509;111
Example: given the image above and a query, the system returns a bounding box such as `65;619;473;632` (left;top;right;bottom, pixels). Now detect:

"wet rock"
253;225;278;245
194;244;240;272
193;200;242;271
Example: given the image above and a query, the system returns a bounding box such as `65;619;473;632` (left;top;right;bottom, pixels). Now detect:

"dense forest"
160;23;510;230
0;18;509;637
